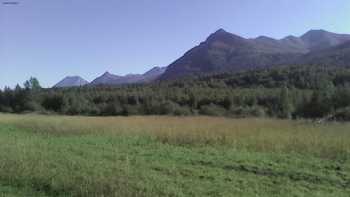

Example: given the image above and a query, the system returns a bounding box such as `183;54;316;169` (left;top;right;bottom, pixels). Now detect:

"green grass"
0;114;349;196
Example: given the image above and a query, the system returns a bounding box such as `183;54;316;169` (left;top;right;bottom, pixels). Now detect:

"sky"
0;0;350;88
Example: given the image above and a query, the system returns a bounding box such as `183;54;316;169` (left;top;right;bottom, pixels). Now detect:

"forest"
1;65;350;120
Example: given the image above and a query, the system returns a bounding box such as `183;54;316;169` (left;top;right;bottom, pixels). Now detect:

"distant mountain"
90;72;125;86
52;29;350;86
160;29;350;80
89;66;166;86
53;76;89;88
140;66;167;82
280;36;308;53
300;29;350;51
300;41;350;67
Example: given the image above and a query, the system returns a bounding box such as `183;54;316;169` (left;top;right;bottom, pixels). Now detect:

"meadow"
0;114;349;196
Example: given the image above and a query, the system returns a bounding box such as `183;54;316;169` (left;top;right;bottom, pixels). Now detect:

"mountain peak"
53;76;89;88
301;29;329;38
88;66;167;86
103;71;111;76
300;29;350;51
161;29;350;80
214;28;227;34
255;36;276;41
206;28;244;44
210;28;234;38
305;29;328;33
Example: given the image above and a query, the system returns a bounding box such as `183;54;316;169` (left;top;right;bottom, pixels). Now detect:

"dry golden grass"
1;113;349;158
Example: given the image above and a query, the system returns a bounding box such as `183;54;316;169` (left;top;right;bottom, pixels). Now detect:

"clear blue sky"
1;0;349;88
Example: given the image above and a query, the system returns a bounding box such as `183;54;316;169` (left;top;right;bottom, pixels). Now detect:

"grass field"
0;114;349;196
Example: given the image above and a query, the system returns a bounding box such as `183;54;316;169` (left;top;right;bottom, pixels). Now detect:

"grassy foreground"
0;114;349;196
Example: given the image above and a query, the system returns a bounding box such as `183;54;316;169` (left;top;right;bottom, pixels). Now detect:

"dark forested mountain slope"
160;29;350;80
300;41;350;67
6;64;350;120
161;29;302;80
300;29;350;51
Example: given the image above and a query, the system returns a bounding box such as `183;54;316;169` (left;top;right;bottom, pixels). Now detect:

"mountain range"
160;29;350;80
90;66;166;86
54;66;166;88
55;29;350;87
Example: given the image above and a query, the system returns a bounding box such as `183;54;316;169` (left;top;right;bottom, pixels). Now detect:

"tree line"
1;65;350;120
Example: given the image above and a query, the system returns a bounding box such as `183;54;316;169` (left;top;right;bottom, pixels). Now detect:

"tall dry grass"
0;113;349;158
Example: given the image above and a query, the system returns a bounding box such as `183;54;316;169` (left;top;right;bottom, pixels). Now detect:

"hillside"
4;64;349;120
300;29;350;51
300;41;350;66
160;29;350;80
